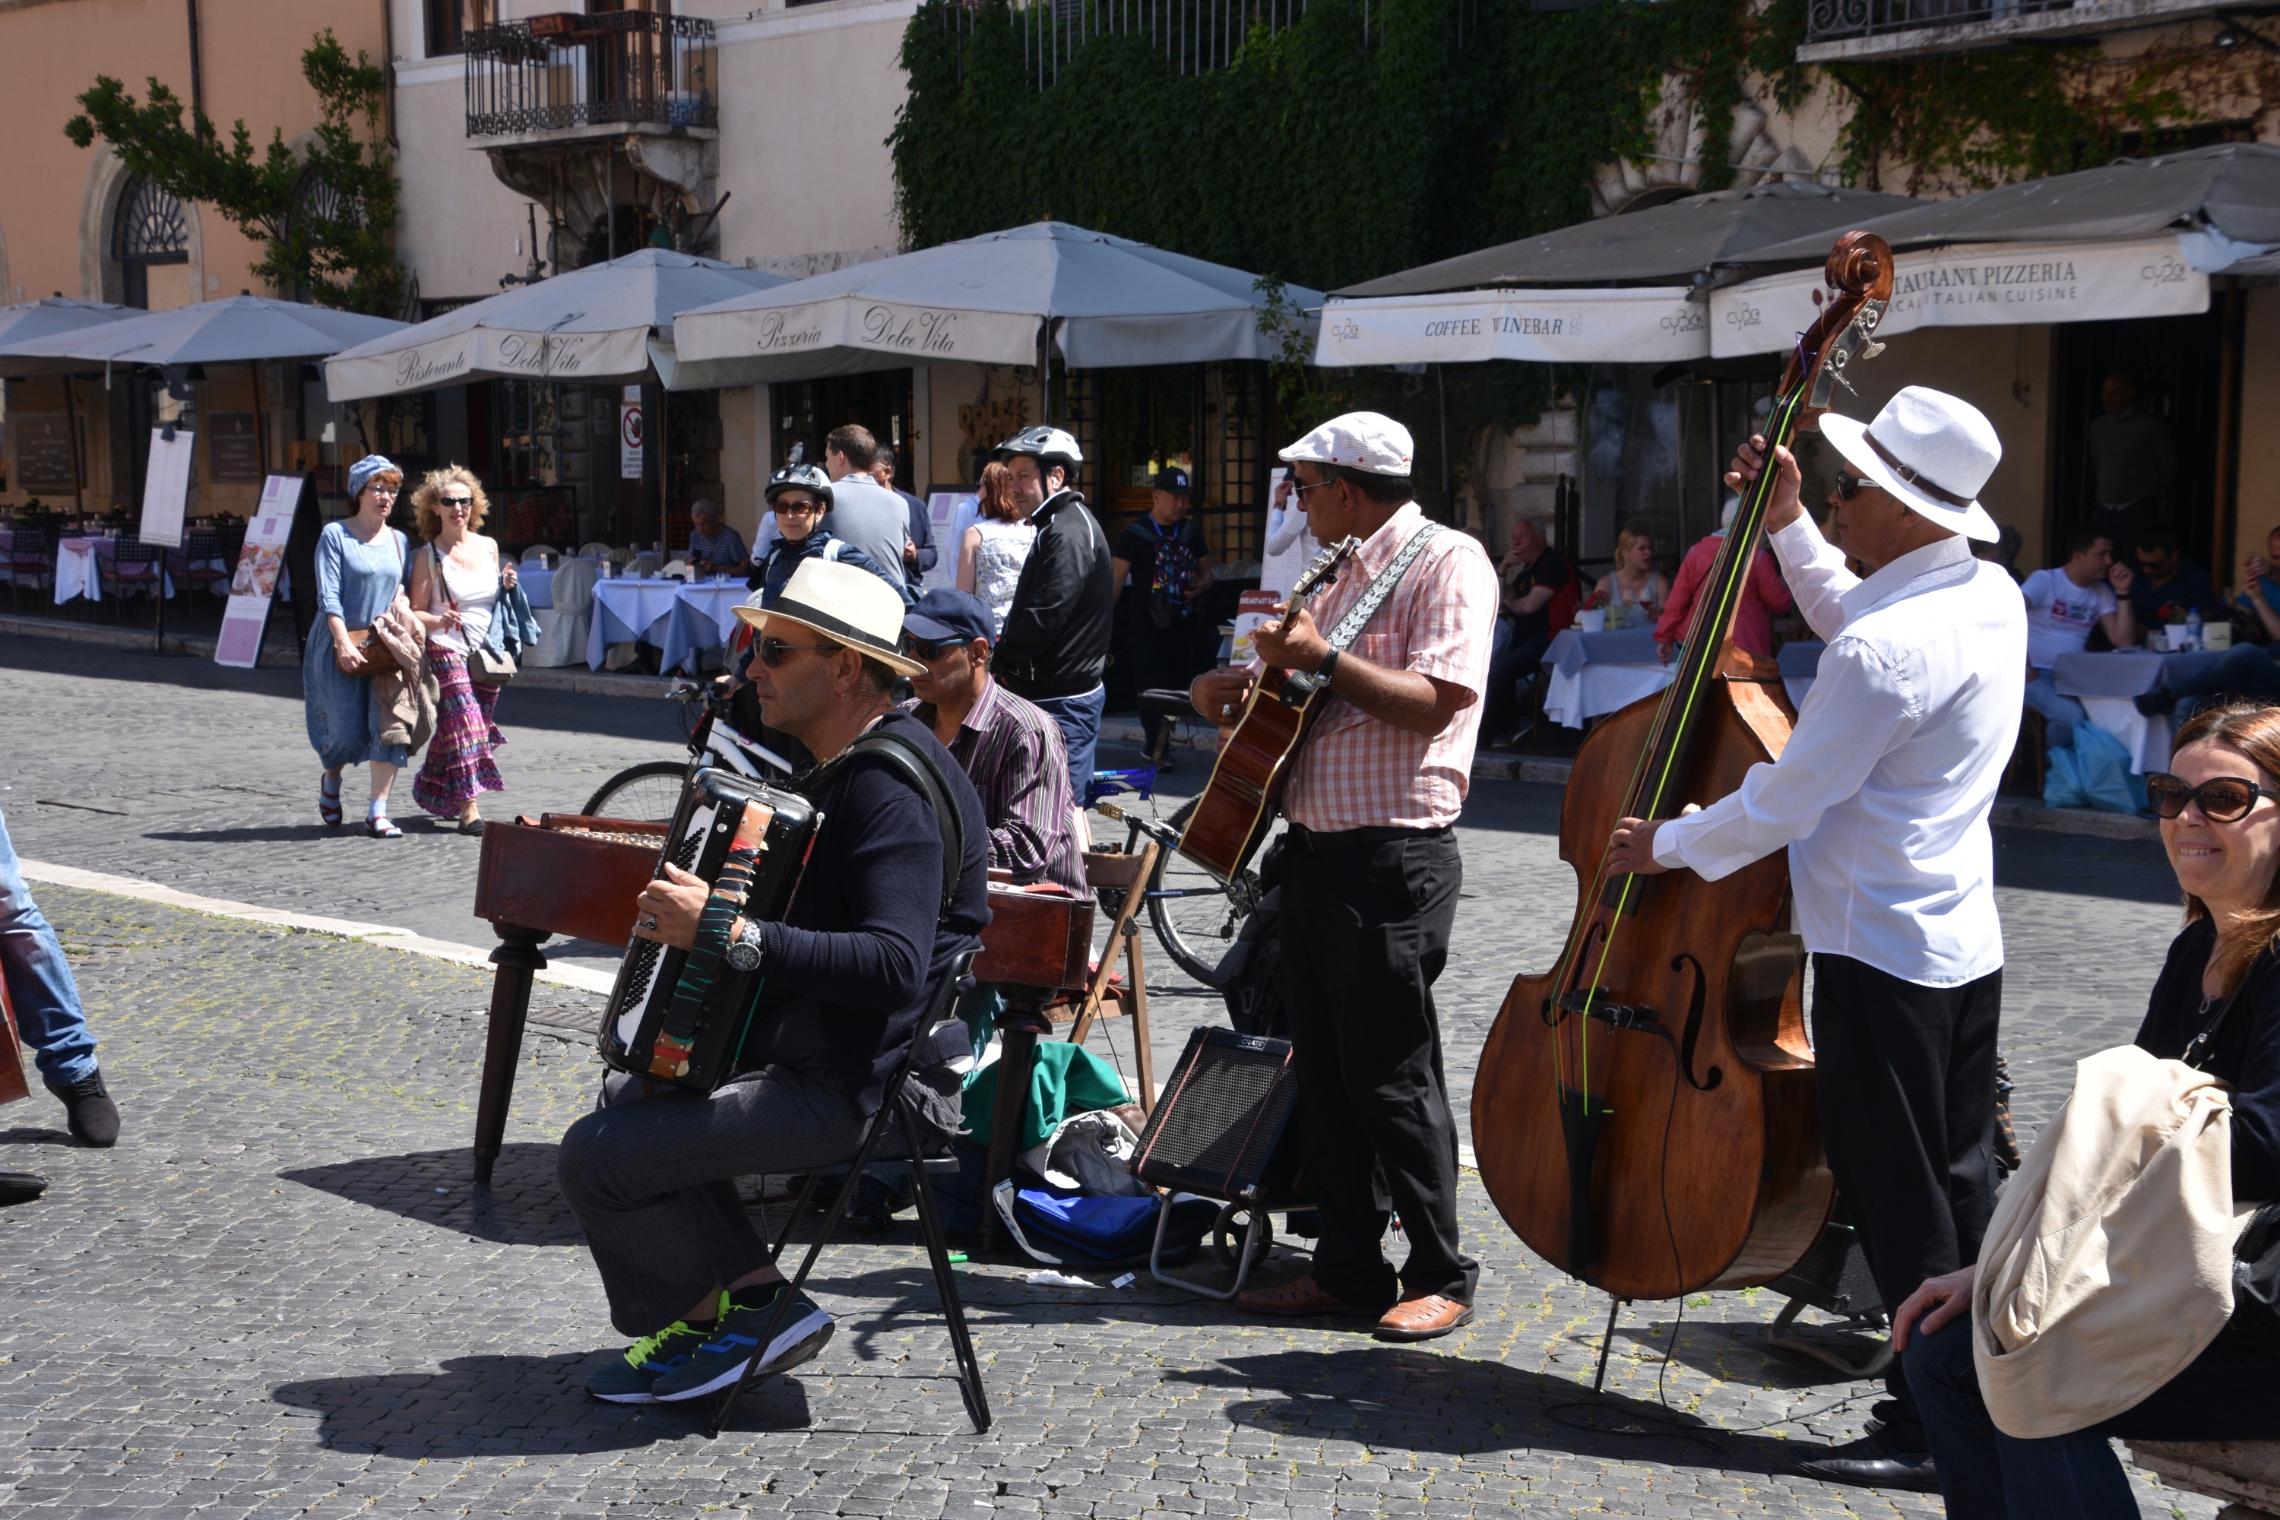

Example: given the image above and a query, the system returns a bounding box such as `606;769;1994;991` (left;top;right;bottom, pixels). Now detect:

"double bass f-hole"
1670;952;1723;1094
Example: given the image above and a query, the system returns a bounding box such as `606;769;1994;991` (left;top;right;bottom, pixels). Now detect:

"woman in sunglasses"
1892;699;2280;1517
407;466;531;835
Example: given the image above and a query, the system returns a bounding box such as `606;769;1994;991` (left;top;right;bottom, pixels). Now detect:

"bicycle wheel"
1145;798;1280;989
581;760;689;823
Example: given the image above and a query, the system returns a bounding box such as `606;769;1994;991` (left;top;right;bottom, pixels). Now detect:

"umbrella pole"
62;375;86;514
659;381;671;554
1038;320;1052;426
1436;364;1451;522
250;361;269;474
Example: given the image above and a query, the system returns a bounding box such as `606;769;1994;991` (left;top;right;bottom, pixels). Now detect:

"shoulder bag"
338;528;408;677
433;543;517;687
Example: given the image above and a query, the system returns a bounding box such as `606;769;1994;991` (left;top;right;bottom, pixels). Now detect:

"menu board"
12;414;77;495
214;475;303;669
139;427;195;548
206;412;262;482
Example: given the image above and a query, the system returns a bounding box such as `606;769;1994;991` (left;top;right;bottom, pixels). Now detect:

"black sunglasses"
1833;467;1871;502
440;494;474;507
903;637;966;661
2145;772;2280;822
752;636;836;669
772;498;823;516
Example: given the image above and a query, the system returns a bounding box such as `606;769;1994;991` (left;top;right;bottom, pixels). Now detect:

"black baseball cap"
1151;466;1192;494
903;587;995;649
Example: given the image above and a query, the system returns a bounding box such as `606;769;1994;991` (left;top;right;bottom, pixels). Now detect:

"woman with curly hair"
406;466;518;833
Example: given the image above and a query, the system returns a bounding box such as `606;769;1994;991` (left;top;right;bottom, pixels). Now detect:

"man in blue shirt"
683;498;747;579
2122;525;2218;627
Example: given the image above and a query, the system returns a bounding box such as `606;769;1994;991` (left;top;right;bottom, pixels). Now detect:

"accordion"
597;768;822;1091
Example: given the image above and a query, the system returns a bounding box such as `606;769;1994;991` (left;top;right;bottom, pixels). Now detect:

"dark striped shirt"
903;679;1086;893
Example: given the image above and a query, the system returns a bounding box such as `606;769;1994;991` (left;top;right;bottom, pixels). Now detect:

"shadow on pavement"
1167;1346;1814;1474
0;1125;75;1148
272;1353;818;1455
282;1142;584;1246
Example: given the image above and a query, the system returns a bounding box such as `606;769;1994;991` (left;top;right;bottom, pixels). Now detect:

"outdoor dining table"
52;535;181;605
2049;646;2217;774
1540;626;1673;729
586;574;749;673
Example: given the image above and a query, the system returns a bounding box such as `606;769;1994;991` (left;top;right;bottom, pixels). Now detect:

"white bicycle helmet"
992;424;1083;478
764;461;834;507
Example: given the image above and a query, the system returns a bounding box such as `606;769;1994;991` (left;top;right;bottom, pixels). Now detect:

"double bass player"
1605;387;2025;1491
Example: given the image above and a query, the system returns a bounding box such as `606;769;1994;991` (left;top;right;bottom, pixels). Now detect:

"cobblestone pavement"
0;633;2217;1516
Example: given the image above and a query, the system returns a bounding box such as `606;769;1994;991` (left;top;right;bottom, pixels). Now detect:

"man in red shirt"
1654;496;1794;664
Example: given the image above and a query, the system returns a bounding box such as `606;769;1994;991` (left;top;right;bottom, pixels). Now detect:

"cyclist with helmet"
991;424;1114;805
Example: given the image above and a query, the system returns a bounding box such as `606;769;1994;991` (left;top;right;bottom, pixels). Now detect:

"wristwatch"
724;916;767;973
1315;647;1342;682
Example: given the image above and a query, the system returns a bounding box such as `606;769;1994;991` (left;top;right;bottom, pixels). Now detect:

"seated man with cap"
557;557;990;1409
1190;411;1499;1343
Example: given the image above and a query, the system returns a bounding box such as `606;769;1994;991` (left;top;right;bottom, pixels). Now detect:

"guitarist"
1189;411;1499;1342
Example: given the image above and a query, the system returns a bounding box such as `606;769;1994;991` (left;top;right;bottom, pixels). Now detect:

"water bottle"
2186;606;2203;651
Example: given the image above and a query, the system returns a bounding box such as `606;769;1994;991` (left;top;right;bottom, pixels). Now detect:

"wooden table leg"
0;974;27;1107
978;992;1053;1256
473;923;549;1187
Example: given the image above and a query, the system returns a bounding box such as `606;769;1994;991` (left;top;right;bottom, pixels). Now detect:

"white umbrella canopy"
4;294;405;376
669;221;1322;389
324;249;789;402
0;298;141;374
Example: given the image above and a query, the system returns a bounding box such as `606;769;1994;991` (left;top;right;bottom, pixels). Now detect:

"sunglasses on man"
2144;772;2280;822
1834;467;1872;502
751;636;836;669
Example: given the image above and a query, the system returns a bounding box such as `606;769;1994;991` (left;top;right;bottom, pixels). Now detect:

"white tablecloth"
1540;627;1675;729
2054;650;2173;773
51;536;179;604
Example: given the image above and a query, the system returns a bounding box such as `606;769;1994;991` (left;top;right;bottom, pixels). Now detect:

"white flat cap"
1278;411;1414;477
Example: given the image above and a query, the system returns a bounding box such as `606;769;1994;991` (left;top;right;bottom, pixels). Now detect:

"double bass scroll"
1469;232;1897;1302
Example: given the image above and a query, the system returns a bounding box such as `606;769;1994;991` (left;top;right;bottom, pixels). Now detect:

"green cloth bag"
961;1041;1131;1154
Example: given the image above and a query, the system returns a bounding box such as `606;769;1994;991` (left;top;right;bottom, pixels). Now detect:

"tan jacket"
1972;1043;2245;1438
364;603;436;754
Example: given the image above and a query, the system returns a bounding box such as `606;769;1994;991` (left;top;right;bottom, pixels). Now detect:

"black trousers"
1279;826;1477;1305
1812;953;2002;1428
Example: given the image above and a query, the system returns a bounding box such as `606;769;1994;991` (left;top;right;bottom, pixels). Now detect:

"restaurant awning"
2;295;404;375
1314;181;1924;365
669;221;1323;388
324;249;786;402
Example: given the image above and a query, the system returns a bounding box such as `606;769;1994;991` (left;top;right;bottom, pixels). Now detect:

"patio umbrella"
668;221;1323;389
0;297;140;374
1315;181;1923;366
1706;145;2280;357
3;294;405;375
322;248;788;402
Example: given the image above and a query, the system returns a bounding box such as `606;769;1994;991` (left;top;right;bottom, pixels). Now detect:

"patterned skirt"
412;647;505;816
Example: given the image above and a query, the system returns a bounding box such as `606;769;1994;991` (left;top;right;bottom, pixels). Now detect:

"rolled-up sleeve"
1652;636;1915;879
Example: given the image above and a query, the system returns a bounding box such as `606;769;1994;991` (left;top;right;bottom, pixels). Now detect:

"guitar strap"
1323;522;1443;653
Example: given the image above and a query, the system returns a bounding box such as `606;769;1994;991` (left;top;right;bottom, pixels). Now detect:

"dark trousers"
1123;611;1209;752
1812;953;2002;1431
1907;1313;2280;1519
1279;827;1477;1305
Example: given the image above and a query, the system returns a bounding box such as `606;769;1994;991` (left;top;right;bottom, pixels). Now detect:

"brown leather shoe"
1236;1275;1384;1319
1374;1291;1474;1341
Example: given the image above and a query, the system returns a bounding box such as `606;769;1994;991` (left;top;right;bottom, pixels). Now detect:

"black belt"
1285;823;1451;852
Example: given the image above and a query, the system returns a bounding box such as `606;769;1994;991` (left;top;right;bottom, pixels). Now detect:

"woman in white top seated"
1590;524;1668;631
955;459;1036;638
407;466;517;834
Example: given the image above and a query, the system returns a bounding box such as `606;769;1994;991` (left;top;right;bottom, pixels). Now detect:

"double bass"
1471;232;1896;1300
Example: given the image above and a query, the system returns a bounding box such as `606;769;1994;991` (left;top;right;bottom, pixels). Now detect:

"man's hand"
2108;561;2135;598
903;537;919;568
2249;553;2272;584
1657;641;1675;666
1725;434;1803;533
632;862;710;951
1190;665;1255;725
1604;816;1669;877
1253;605;1330;675
1890;1264;1976;1354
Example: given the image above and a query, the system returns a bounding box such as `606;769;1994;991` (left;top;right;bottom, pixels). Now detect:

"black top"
996;489;1115;700
743;711;990;1115
898;489;936;579
2135;915;2280;1202
1503;546;1572;642
1115;515;1210;623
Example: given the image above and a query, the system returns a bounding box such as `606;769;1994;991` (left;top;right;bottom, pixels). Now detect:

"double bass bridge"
1555;988;1658;1031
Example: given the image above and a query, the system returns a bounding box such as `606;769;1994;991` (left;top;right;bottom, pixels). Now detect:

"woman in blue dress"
303;455;415;837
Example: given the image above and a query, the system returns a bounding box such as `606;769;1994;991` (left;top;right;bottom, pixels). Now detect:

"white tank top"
427;546;498;654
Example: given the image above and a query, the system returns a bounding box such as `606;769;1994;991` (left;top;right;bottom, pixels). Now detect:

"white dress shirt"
1652;514;2026;987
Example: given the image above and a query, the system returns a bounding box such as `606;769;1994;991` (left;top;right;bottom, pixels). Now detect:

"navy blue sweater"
2136;915;2280;1202
742;712;990;1115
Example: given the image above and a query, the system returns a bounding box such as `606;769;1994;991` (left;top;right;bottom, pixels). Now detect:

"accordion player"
598;769;820;1091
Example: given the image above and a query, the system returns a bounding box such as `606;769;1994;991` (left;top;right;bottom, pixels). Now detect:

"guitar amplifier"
1767;1199;1884;1318
1131;1027;1304;1204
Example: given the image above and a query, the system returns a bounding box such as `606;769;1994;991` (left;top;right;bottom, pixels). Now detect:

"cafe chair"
8;527;54;613
659;557;692;580
525;554;597;667
104;542;164;621
729;951;989;1436
520;544;557;567
577;540;614;561
181;529;233;605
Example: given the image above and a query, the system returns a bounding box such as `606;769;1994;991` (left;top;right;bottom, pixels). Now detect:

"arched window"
113;176;189;308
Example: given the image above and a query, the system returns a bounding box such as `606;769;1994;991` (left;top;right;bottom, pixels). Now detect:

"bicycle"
1086;688;1282;991
581;679;791;820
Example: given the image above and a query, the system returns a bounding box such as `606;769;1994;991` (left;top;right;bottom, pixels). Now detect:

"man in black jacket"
558;557;989;1409
991;425;1114;806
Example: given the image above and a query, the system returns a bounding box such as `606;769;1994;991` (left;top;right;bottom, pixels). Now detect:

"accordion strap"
839;727;967;917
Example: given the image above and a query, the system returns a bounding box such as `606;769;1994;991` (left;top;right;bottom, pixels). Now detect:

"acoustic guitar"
1177;536;1358;881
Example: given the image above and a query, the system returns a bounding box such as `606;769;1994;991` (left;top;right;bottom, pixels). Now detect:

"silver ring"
638;913;659;933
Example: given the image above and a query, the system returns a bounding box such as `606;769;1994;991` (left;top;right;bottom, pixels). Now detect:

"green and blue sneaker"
651;1282;835;1403
587;1293;726;1404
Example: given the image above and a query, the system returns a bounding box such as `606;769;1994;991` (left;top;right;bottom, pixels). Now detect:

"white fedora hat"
1819;386;2002;544
733;557;925;677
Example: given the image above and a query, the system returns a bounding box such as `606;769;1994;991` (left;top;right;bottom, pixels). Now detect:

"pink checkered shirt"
1260;503;1499;833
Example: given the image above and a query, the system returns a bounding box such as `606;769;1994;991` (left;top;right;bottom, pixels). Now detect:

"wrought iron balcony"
464;12;717;140
1800;0;2243;61
1808;0;2070;43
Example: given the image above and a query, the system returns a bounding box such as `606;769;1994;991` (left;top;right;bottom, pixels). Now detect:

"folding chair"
1057;842;1160;1113
721;949;988;1435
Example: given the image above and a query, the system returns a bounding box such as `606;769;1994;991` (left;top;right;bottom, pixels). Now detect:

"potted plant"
1575;586;1609;633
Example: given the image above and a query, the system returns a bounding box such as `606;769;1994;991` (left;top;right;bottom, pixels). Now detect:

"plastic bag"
2042;721;2149;816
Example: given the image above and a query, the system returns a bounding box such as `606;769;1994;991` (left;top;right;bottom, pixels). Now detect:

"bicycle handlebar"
1093;799;1185;849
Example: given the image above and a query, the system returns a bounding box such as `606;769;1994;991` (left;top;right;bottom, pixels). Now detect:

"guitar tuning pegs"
1862;339;1886;362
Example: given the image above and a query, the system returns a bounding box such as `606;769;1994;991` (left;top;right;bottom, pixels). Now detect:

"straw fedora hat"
1819;386;2002;544
732;558;925;678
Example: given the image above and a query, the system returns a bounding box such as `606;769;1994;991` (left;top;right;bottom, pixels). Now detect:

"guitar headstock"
1288;536;1358;610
